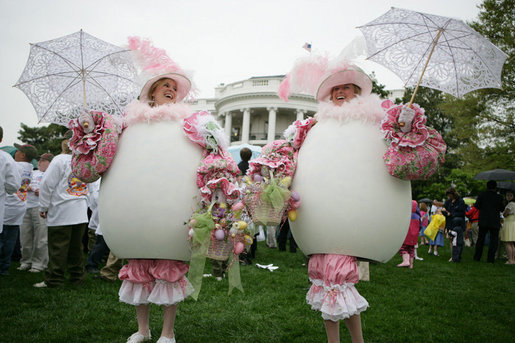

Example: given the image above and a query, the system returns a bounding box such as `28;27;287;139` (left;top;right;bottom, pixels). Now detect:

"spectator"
418;202;429;246
0;127;22;276
473;180;505;263
277;218;297;253
18;153;53;273
500;191;515;264
85;178;109;274
1;143;36;276
95;251;124;282
397;200;421;268
237;147;252;176
33;139;89;287
466;204;479;246
426;208;445;256
437;188;467;262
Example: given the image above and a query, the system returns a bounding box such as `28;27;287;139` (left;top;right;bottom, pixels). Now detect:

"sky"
0;0;484;146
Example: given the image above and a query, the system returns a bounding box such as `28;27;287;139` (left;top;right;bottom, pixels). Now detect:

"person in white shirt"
0;126;21;235
33;139;89;288
1;142;36;276
18;153;53;273
85;179;109;274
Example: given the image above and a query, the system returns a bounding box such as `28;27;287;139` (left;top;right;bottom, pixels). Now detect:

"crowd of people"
396;184;514;270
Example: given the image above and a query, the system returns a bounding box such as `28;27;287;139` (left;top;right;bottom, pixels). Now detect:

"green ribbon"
227;251;243;295
187;206;215;300
261;176;291;210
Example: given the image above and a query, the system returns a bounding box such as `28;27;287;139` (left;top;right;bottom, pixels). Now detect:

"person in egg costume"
274;56;446;343
68;38;213;343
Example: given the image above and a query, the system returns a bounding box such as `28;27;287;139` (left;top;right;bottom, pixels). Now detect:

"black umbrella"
418;198;432;203
498;182;515;192
474;169;515;181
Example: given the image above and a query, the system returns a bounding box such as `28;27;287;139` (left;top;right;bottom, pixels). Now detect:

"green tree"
17;123;69;157
451;0;515;171
370;72;390;98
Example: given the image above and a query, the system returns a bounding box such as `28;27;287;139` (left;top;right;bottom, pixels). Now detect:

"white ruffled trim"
124;101;192;125
147;279;194;306
306;278;369;321
315;95;385;125
119;280;154;306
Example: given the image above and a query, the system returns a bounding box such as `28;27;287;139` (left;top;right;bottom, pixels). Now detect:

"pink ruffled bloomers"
118;259;194;306
307;254;369;321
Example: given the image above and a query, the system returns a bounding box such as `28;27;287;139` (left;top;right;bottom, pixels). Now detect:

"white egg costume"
290;96;412;263
99;101;202;261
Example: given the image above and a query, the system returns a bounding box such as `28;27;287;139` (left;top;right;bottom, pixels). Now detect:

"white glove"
78;112;95;134
398;106;416;133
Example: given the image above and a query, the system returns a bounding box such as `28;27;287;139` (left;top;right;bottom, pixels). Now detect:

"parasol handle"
408;29;444;108
81;69;89;129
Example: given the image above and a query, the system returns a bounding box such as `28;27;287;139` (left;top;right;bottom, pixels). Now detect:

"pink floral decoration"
69;112;119;183
248;140;297;180
196;150;240;203
291;117;317;149
380;101;446;180
183;111;207;148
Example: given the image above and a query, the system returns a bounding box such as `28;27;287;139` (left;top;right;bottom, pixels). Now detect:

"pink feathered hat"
278;54;372;102
127;37;193;102
316;65;372;101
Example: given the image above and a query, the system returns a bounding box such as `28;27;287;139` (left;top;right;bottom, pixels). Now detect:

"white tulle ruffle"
306;278;369;321
147;279;195;306
119;280;154;306
119;278;194;306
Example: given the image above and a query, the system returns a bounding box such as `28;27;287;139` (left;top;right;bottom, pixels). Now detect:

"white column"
224;112;232;138
241;108;250;144
296;109;306;121
267;106;277;143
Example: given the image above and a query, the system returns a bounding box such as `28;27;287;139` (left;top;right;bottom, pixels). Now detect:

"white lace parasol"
14;30;139;126
358;7;508;100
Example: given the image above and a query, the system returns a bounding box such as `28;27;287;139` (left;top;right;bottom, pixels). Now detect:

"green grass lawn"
1;242;514;343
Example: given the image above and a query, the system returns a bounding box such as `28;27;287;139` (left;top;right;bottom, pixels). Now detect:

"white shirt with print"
26;169;45;209
0;151;22;232
39;154;88;226
4;161;33;226
87;178;101;234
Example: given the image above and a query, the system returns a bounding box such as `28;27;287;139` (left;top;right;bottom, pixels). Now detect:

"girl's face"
331;84;356;106
507;192;514;202
151;78;178;106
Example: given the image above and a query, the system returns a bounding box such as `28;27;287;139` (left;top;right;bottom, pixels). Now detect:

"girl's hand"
78;112;95;134
398;106;416;133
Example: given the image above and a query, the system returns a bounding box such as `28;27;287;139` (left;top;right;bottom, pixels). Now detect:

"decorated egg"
232;201;245;211
290;191;301;202
234;242;245;255
290;117;411;262
288;210;297;221
99;120;203;261
243;235;253;245
215;229;225;241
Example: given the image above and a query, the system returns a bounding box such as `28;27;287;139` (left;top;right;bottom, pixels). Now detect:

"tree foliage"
17;123;69;157
410;0;514;200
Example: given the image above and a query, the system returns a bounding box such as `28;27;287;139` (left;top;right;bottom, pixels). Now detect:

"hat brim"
316;68;372;101
139;73;191;103
13;143;38;161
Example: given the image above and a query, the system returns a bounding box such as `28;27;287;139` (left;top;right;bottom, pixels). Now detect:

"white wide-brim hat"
316;65;372;101
139;72;192;103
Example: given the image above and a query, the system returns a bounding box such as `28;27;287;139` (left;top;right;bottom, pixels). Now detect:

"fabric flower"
284;117;317;149
248;140;297;180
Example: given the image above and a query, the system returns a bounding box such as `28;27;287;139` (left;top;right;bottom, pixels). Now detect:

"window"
252;80;268;86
